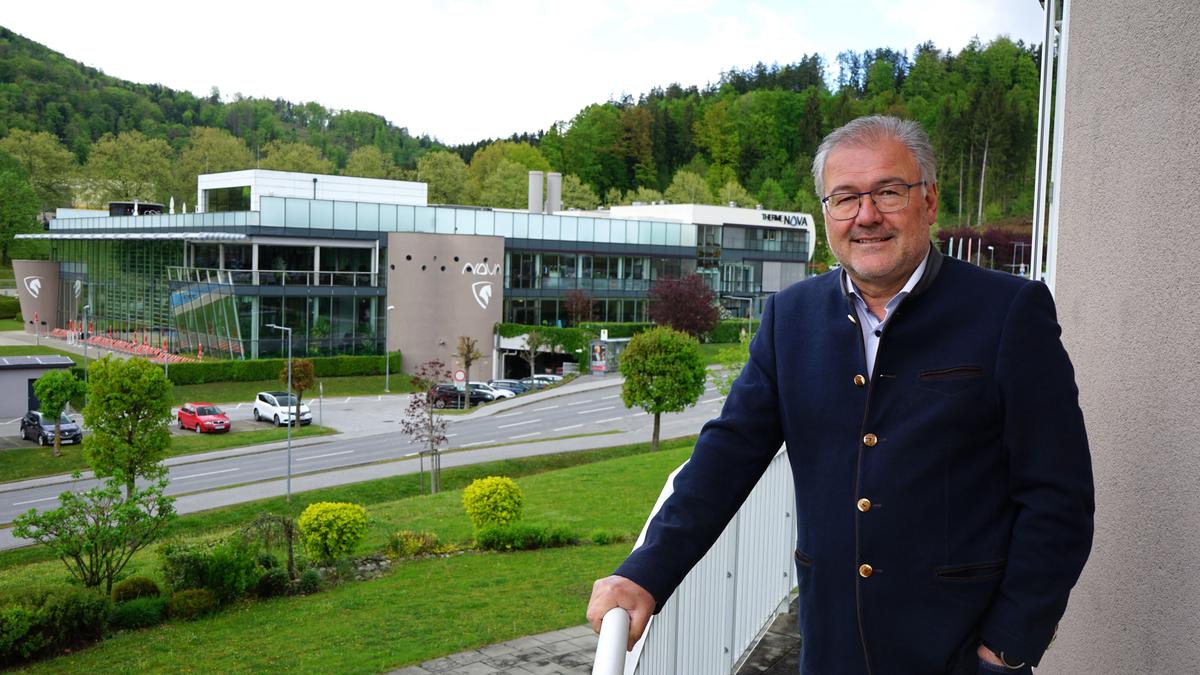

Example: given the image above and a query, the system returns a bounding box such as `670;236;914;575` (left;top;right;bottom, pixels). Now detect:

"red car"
177;402;231;433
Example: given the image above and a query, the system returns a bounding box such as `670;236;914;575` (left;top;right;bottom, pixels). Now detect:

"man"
587;116;1094;674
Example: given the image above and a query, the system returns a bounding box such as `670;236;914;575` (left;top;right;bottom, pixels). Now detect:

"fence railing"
593;446;796;675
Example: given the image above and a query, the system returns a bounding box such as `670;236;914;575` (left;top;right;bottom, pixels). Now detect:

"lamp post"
82;304;91;390
266;322;293;502
987;245;995;270
384;305;395;392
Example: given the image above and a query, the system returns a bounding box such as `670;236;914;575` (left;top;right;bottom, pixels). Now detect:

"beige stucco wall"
1045;1;1200;670
385;232;504;379
12;260;61;333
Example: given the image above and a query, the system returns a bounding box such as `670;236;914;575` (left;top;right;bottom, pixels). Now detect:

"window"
205;186;250;212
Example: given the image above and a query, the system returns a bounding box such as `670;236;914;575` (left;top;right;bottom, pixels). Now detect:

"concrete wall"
198;170;427;212
1043;1;1200;670
385;233;504;378
12;260;61;333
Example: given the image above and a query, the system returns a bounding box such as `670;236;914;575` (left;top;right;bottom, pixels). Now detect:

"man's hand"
587;575;655;651
977;644;1005;666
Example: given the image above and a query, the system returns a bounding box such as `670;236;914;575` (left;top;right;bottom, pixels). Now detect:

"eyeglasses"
821;181;926;221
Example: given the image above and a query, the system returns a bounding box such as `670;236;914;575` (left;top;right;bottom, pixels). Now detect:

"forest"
0;25;1042;265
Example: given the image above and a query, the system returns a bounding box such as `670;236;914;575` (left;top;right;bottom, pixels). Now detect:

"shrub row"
158;539;258;603
474;523;578;551
502;320;754;344
707;319;760;344
576;322;652;338
162;352;402;385
0;587;110;667
0;295;19;320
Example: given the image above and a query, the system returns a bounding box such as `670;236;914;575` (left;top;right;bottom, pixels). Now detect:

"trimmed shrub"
0;605;49;665
590;529;617;545
0;295;20;320
255;568;291;599
108;596;167;631
162;353;402;385
297;569;321;595
168;589;217;620
577;322;651;338
297;502;369;565
256;552;280;570
111;576;161;603
34;586;110;649
706;319;760;344
462;476;524;529
386;531;441;559
204;540;258;604
474;523;578;551
158;541;209;592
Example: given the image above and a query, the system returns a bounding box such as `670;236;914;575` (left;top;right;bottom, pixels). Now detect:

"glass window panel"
593;218;609;243
578;217;593;241
379;204;397;230
681;223;697;247
334;201;356;229
560;216;577;241
666;223;680;246
434;207;455;234
357;202;379;230
311;200;334;228
609;219;625;244
652;221;667;246
513;213;528;239
284;199;309;228
494;211;513;237
456;209;475;235
543;215;560;240
638;221;653;245
475;210;494;235
415;206;435;233
397;205;415;231
528;214;543;239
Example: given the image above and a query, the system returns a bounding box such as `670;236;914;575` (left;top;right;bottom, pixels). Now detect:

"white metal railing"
594;447;796;675
593;607;631;675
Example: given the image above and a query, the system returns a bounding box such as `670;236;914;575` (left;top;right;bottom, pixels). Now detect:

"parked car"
20;410;83;446
488;379;531;395
469;381;514;399
532;374;564;385
177;402;231;433
253;391;312;426
518;377;550;390
428;384;493;409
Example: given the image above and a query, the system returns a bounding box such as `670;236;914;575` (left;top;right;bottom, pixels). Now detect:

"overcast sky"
3;1;1047;146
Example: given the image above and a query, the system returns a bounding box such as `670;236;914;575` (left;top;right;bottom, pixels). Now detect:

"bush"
256;552;280;570
111;576;161;603
590;529;619;545
158;541;209;592
108;596;167;631
255;568;291;599
162;353;402;385
168;589;217;620
576;322;652;338
386;531;441;558
706;319;760;344
0;295;20;320
297;502;369;565
0;605;49;665
297;569;321;595
462;476;524;529
157;539;257;603
474;523;578;551
33;586;110;649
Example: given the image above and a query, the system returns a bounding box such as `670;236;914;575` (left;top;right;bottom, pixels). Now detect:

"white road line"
566;400;593;406
296;450;354;462
595;416;624;424
344;397;352;403
702;396;726;404
233;403;243;410
445;433;458;438
532;405;560;412
553;424;584;432
463;440;495;447
174;467;239;480
498;419;540;429
510;432;541;439
601;394;620;400
404;451;420;458
13;496;58;506
579;406;615;414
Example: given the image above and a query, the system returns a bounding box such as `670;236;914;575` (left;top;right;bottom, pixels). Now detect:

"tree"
400;360;451;494
343;145;398;179
241;513;300;580
0;153;41;264
281;358;315;426
648;274;720;338
0;130;77;210
628;186;665;204
467;141;551;200
32;370;85;457
664;170;713;204
619;327;707;451
82;356;173;498
523;329;555;377
259;140;334;174
12;476;175;593
477;158;529;208
84;131;172;204
717;179;754;207
416;150;470;204
561;174;600;210
172;127;253;207
563;289;595;326
711;333;751;396
454;336;483;407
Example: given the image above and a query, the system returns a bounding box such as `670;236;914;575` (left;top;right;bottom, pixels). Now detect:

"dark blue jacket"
615;248;1094;674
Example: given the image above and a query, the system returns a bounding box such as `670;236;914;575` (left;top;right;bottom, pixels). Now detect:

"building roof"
0;355;75;371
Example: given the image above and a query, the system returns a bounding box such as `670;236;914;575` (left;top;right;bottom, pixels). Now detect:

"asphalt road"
0;375;728;549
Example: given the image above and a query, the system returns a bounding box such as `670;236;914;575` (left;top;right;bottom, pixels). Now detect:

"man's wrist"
978;643;1026;669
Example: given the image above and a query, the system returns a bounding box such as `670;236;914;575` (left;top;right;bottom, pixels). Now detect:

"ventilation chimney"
528;171;544;213
546;172;563;213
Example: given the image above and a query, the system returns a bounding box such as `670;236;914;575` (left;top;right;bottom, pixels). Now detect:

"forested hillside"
0;25;1041;264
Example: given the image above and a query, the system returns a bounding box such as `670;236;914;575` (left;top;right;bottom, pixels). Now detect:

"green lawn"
0;425;336;487
4;439;695;672
0;318;26;331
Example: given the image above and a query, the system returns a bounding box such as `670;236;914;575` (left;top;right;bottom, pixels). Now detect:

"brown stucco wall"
12;260;61;334
1044;1;1200;669
385;233;504;380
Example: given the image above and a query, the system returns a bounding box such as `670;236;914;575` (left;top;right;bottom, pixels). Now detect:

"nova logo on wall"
462;262;501;310
22;276;42;298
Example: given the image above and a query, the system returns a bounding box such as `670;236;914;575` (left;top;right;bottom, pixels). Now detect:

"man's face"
822;137;938;295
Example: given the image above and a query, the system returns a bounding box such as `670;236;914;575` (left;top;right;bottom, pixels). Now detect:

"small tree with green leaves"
524;329;555;377
83;356;173;498
281;358;315;426
32;369;85;457
12;476;175;593
619;327;707;451
455;336;483;407
710;332;751;396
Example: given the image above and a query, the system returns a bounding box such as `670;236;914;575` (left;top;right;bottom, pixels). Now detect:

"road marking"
404;451;420;458
566;399;593;406
13;496;58;506
463;440;495;447
553;423;584;432
601;394;620;400
532;405;559;411
233;403;243;410
296;450;354;462
595;416;624;424
510;432;541;439
579;406;615;414
175;467;239;480
702;396;726;404
445;433;457;438
498;419;540;429
344;397;352;403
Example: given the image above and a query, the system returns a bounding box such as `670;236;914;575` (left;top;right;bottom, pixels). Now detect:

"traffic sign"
453;369;466;382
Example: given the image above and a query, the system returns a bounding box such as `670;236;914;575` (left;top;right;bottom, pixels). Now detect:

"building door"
28;378;39;412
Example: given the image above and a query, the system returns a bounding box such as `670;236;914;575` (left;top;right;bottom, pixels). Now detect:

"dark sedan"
20;410;83;446
428;384;494;409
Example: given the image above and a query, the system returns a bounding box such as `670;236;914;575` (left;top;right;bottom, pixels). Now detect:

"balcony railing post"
592;607;629;675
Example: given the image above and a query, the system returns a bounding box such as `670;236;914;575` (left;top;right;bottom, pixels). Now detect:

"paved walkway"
388;625;598;675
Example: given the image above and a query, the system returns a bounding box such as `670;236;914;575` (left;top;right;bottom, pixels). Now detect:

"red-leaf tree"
648;274;720;338
563;288;595;325
399;360;451;494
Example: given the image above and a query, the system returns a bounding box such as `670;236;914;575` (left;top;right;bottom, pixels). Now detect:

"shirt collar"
841;249;931;313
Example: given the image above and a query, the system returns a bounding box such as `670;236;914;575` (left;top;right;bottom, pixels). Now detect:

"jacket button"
859;563;873;578
857;498;872;512
853;374;866;387
863;433;878;447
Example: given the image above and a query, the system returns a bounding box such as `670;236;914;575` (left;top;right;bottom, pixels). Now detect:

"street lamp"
82;304;91;388
266;322;293;502
384;305;395;392
987;245;995;270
